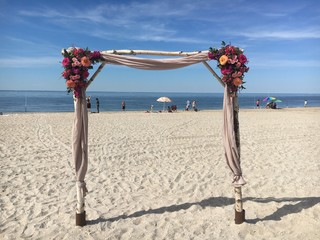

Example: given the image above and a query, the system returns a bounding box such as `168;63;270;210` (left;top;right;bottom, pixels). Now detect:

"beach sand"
1;108;319;239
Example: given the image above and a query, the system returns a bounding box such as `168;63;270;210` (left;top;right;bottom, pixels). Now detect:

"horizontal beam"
100;49;209;57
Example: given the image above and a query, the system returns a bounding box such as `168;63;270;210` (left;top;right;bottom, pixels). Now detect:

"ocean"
0;90;319;113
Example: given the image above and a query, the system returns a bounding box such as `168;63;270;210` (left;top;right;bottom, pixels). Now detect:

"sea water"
0;90;319;113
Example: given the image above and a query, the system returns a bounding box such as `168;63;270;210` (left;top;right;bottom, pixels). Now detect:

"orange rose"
81;56;91;67
219;55;228;65
66;80;76;88
233;77;243;86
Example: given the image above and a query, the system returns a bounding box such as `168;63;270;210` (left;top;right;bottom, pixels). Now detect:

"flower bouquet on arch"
208;41;249;94
61;47;104;98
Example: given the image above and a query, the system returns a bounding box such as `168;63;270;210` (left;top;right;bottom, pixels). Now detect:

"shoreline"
1;91;319;114
1;106;319;115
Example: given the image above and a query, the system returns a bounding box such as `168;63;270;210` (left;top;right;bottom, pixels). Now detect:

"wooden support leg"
76;182;86;226
234;187;245;224
76;212;86;226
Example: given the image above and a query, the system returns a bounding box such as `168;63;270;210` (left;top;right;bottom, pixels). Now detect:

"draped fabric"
72;53;245;209
223;85;246;187
72;88;88;212
101;52;209;70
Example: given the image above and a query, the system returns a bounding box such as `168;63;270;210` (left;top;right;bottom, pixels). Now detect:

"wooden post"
233;94;245;224
100;49;208;56
76;182;86;226
202;62;245;224
202;61;224;87
86;62;107;89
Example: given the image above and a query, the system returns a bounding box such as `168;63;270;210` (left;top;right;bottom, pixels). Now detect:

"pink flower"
70;75;80;80
73;48;84;56
221;65;233;75
238;54;247;64
228;55;238;64
73;49;79;55
62;58;70;67
92;51;101;59
62;70;71;79
208;52;214;59
225;46;235;55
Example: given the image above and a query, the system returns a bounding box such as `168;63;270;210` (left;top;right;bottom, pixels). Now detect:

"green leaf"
63;49;69;58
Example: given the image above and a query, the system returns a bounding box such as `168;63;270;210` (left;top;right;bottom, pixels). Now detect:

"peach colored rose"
233;77;243;86
66;80;75;88
219;55;228;65
81;56;91;67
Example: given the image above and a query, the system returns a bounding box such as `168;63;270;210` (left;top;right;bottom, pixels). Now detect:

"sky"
0;0;319;94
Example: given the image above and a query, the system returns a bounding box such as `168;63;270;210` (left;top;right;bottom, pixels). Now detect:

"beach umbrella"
157;96;172;111
263;96;276;101
272;99;282;103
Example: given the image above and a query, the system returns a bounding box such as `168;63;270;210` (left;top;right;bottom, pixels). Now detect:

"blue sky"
0;0;319;93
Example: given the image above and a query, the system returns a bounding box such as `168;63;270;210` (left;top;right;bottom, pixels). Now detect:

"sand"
0;108;320;240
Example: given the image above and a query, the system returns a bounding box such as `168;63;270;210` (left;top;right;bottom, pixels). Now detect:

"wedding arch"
61;44;249;226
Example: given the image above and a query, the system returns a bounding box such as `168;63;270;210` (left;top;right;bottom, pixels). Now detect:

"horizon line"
0;89;319;95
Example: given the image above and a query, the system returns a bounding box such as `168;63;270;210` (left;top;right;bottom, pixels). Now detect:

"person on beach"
192;100;197;111
304;100;308;107
96;98;100;113
122;101;126;111
256;99;260;109
86;96;91;113
185;99;190;111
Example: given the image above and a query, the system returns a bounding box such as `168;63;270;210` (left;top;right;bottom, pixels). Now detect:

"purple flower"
72;68;80;74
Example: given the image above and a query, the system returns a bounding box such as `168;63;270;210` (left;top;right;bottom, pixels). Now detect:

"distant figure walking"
185;99;190;111
192;100;197;111
86;96;91;113
304;100;308;107
256;99;260;109
96;98;100;113
122;101;126;111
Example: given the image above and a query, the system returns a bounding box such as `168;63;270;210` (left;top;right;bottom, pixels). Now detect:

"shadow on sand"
86;196;320;225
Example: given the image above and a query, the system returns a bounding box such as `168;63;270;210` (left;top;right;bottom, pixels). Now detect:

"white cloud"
232;28;320;40
250;58;320;68
0;56;59;68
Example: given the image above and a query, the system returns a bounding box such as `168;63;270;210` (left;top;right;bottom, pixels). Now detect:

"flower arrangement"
61;47;103;98
208;41;249;94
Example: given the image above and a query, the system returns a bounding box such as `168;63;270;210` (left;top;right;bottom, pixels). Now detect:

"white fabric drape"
72;53;245;203
101;52;209;70
223;85;246;187
72;88;88;213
